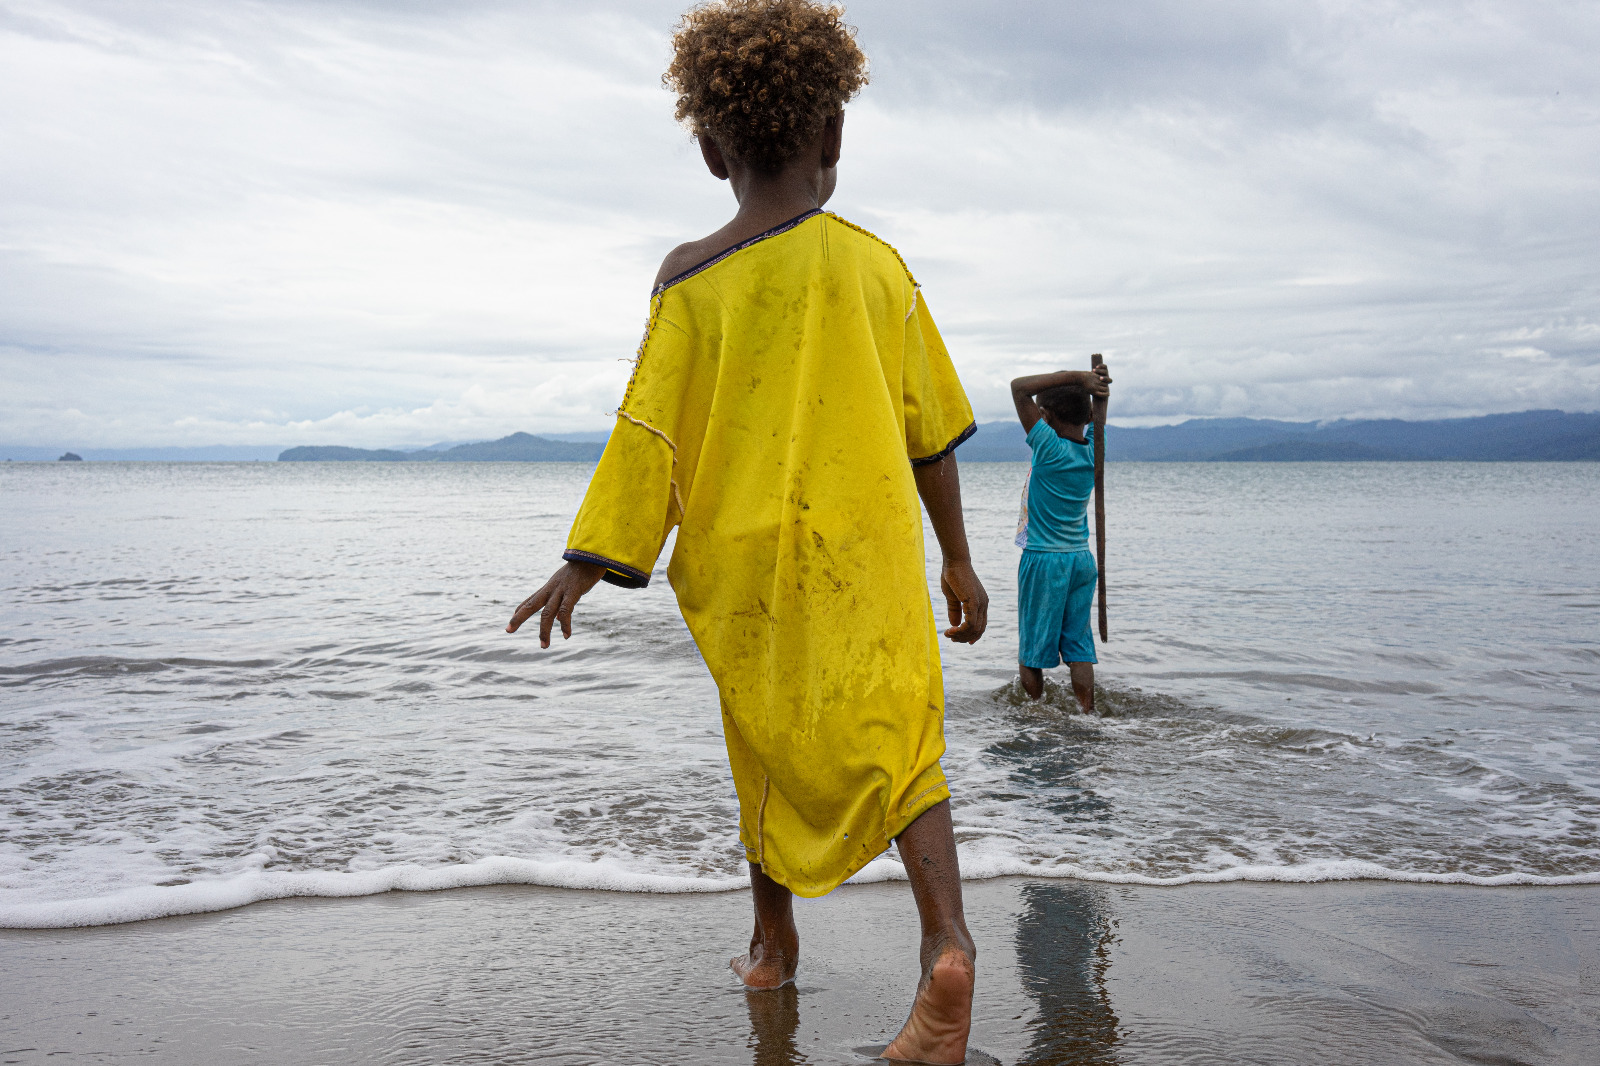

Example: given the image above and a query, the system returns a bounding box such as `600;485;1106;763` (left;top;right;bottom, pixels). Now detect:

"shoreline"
4;878;1595;1064
7;857;1600;931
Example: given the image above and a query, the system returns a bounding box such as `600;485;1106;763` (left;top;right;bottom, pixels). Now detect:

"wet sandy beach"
3;878;1596;1065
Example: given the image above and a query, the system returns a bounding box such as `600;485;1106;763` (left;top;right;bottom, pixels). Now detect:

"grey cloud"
859;0;1311;108
1;0;1596;447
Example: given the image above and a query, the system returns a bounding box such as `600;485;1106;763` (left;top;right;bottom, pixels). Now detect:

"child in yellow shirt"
507;2;987;1061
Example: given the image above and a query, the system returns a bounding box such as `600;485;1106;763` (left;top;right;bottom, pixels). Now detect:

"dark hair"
1036;386;1092;425
664;0;869;172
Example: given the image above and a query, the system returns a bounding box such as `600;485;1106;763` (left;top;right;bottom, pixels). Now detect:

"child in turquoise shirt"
1010;365;1111;709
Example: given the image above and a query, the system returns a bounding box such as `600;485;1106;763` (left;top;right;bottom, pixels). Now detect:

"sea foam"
0;855;744;929
6;853;1598;929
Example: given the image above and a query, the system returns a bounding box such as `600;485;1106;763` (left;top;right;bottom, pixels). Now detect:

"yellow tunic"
564;210;975;896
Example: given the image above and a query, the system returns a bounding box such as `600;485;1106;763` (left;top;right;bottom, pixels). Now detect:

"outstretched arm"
913;455;988;644
506;559;606;648
1010;366;1112;432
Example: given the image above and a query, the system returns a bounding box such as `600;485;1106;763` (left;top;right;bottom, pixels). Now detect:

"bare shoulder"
653;233;732;290
653;242;709;290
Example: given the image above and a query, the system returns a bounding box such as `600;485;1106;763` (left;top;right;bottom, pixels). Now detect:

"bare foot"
882;945;975;1064
730;928;798;989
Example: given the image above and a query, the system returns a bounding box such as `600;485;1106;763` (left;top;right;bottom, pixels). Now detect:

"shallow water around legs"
1;460;1597;925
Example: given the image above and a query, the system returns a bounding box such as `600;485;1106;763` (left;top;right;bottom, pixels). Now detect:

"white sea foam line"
5;854;1599;929
846;853;1600;889
0;856;746;930
950;856;1600;889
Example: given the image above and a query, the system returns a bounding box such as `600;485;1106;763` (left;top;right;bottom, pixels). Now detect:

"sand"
2;879;1596;1065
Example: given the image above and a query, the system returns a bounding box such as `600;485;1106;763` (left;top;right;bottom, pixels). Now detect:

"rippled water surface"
2;460;1597;926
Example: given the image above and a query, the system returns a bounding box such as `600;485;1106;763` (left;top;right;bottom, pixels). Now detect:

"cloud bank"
2;0;1596;447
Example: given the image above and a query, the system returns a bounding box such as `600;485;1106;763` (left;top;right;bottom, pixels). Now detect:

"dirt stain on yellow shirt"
564;211;975;896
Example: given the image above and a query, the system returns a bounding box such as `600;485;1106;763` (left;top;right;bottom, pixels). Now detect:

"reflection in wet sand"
1015;883;1120;1065
3;880;1594;1064
745;985;803;1066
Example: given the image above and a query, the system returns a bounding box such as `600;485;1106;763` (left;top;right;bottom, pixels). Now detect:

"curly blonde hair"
664;0;868;173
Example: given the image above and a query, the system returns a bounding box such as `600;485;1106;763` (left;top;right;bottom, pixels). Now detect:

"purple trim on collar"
653;209;825;296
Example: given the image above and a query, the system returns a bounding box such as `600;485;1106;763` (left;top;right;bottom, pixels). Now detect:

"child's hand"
939;559;989;644
505;560;606;648
1087;363;1111;395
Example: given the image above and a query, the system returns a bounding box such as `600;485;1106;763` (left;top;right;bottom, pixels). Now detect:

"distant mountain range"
958;409;1600;462
9;410;1595;464
0;432;609;462
280;411;1599;463
279;432;604;462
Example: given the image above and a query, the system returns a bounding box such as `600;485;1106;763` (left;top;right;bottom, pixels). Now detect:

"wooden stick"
1091;353;1108;642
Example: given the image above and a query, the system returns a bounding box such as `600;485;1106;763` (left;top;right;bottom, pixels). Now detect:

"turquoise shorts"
1018;549;1098;668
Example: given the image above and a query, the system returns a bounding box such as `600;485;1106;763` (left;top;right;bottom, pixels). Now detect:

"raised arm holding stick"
1009;360;1111;710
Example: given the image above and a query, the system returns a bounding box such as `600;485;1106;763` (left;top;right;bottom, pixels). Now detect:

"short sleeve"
1025;418;1058;462
564;416;678;587
902;290;976;465
563;300;699;588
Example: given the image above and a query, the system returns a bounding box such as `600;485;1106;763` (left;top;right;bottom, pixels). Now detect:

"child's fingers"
506;587;549;633
939;574;959;627
538;590;564;648
940;568;988;643
540;585;584;647
948;612;982;643
944;598;979;642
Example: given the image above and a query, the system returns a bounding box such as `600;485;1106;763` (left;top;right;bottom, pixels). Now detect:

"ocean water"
1;460;1596;928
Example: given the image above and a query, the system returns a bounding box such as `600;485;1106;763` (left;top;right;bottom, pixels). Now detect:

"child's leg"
730;861;799;988
1018;551;1065;701
883;800;975;1065
1060;552;1099;714
1019;662;1045;699
1068;661;1095;714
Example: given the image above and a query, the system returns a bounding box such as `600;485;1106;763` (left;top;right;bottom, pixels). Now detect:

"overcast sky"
3;0;1597;447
